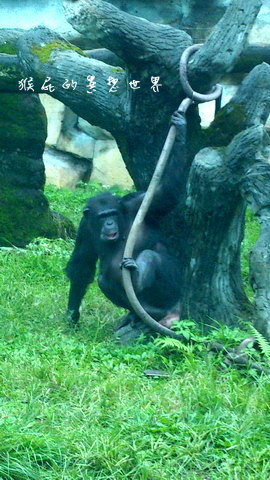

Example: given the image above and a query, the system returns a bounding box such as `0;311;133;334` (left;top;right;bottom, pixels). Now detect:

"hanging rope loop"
179;44;223;103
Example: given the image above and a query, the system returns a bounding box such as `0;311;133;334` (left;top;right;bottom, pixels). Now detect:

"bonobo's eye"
83;208;90;216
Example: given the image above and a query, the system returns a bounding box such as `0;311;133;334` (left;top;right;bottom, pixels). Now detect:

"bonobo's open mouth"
106;232;118;240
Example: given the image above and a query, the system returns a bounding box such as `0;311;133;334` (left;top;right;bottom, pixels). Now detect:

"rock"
62;107;78;132
199;76;238;128
39;95;132;188
91;139;134;188
39;94;65;147
50;210;76;240
115;320;151;345
44;147;92;189
78;118;113;140
56;128;95;159
249;0;270;44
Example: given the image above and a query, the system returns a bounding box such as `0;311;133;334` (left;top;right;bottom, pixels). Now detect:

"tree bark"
204;62;270;148
0;0;269;336
233;44;270;73
85;44;270;75
187;0;262;85
182;125;268;325
178;61;270;326
241;163;270;339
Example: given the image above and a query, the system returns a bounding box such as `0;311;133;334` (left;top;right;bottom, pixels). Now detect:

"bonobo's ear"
83;208;90;215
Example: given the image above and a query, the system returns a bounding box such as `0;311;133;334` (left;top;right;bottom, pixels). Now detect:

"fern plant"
154;320;206;354
249;325;270;363
154;336;194;353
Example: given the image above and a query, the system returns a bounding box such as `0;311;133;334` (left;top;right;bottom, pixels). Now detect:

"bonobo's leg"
66;262;94;325
131;249;181;320
67;282;87;325
117;252;181;344
134;250;160;292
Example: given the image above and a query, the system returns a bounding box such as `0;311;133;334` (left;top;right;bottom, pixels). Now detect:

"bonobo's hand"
120;257;138;270
170;110;186;129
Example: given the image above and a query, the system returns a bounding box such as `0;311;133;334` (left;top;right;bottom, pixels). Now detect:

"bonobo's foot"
120;257;138;270
66;309;80;327
159;312;180;329
115;313;149;345
115;312;138;330
170;110;186;129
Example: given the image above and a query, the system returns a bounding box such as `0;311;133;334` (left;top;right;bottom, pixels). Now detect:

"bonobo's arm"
121;111;187;218
66;218;98;324
148;110;187;217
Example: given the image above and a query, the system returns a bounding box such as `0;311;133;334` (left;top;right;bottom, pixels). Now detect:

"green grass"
0;184;269;480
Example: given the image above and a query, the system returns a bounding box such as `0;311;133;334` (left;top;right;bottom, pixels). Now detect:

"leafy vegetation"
0;183;269;480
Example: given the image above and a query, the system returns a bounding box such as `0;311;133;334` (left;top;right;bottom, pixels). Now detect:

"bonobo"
66;111;186;326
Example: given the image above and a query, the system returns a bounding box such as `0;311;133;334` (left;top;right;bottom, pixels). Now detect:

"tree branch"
0;0;264;108
84;48;125;68
0;29;25;90
233;44;270;73
225;125;268;172
0;53;19;67
84;43;270;85
0;27;128;135
231;63;270;127
63;0;262;102
189;0;262;86
0;28;24;45
187;125;267;215
63;0;191;72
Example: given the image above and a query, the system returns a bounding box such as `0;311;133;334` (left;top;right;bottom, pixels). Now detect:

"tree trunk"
241;163;270;338
0;93;75;247
181;126;265;326
0;0;269;335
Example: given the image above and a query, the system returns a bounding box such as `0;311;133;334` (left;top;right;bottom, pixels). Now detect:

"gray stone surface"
44;147;92;189
40;95;133;189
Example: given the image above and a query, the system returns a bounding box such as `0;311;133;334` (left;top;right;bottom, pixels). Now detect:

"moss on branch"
31;42;87;64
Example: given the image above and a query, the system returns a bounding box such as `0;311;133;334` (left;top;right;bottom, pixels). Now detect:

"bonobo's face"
99;210;119;242
83;193;122;243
